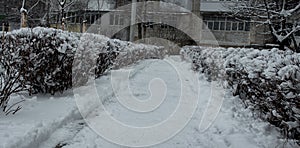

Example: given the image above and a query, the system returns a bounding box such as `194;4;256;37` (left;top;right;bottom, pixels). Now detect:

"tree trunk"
82;20;87;33
21;12;27;28
61;7;65;30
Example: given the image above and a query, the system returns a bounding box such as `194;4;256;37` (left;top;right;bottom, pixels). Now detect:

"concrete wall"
209;30;250;46
250;24;273;45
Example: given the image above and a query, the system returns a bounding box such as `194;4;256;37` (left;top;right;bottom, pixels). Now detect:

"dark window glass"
245;22;250;31
226;22;231;31
238;22;244;31
232;22;238;30
91;15;95;24
208;22;213;30
213;22;219;30
220;22;225;30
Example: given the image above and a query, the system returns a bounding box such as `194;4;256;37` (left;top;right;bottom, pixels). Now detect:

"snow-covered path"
37;56;293;148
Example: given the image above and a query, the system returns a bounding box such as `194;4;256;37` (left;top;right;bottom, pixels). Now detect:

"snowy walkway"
1;57;295;148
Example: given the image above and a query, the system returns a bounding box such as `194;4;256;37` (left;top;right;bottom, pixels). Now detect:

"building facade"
2;0;299;47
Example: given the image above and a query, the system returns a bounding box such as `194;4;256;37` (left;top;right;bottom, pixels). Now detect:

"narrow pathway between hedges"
39;56;294;148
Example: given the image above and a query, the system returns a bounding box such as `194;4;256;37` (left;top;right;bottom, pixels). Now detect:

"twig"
4;99;25;115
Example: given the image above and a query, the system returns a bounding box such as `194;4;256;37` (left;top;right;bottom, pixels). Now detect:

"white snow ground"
0;56;297;148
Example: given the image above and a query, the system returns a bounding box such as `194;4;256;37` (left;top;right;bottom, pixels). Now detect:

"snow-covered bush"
181;46;300;144
72;33;166;86
1;28;79;95
0;27;166;96
113;43;166;69
180;46;226;81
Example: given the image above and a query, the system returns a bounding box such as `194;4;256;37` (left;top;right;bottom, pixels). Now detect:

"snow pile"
181;46;300;143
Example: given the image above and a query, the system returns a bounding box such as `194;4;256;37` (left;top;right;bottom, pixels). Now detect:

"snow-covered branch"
228;0;300;52
20;0;28;13
271;25;300;42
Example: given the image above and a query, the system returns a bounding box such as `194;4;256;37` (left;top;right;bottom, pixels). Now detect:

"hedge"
181;46;300;144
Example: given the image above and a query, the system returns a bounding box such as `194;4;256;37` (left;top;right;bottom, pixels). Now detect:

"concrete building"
60;0;199;46
62;0;297;47
2;0;298;47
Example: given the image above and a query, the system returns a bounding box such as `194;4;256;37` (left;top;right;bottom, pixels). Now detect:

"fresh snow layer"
0;92;81;148
0;57;296;148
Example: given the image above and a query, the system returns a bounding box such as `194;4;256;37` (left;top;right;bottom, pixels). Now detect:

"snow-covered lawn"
0;56;296;148
0;93;80;148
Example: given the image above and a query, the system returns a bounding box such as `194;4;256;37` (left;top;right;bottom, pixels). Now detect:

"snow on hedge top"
4;27;164;55
1;27;166;94
181;46;300;81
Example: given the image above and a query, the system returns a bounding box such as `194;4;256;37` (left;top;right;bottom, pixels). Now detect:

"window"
232;22;238;30
169;16;177;27
119;16;124;25
110;14;124;26
76;16;81;24
202;15;250;32
213;22;220;30
245;22;250;31
208;22;213;30
90;15;95;24
109;14;114;25
114;14;119;25
226;22;231;31
238;22;244;31
220;22;225;30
